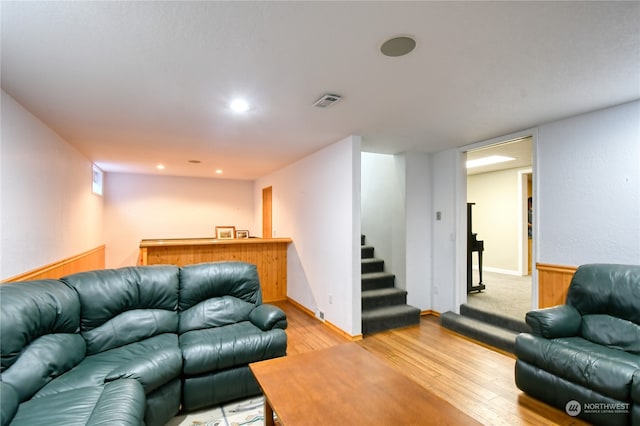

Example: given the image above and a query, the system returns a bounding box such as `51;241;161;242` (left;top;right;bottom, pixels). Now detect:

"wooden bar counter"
138;238;291;302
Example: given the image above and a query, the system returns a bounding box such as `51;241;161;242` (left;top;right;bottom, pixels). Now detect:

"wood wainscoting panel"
536;263;577;308
2;245;106;283
139;238;291;303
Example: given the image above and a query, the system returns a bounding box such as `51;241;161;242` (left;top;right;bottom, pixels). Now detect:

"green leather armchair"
515;264;640;426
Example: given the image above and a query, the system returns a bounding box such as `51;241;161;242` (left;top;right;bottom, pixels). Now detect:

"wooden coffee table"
250;343;481;425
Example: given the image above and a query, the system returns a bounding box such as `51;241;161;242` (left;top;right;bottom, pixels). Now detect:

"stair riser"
362;293;407;310
362;312;420;334
362;276;395;291
362;261;384;274
440;312;517;353
460;304;530;333
361;246;374;259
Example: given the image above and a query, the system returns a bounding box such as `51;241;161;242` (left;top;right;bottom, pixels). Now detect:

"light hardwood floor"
274;301;588;426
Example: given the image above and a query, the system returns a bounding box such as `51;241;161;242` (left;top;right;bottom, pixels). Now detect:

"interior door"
262;186;272;238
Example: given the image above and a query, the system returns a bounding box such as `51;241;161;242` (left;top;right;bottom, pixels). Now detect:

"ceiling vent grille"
312;93;342;108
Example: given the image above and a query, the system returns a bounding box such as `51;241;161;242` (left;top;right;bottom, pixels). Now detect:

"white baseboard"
471;265;522;276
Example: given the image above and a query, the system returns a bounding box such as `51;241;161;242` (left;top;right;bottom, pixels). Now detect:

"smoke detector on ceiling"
312;93;342;108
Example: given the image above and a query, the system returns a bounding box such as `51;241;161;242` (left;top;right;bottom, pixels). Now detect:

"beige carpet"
165;397;266;426
467;270;532;322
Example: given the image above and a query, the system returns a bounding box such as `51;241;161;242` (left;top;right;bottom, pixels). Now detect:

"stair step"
460;304;530;333
361;272;395;290
362;288;407;310
362;305;421;335
359;235;418;335
361;258;384;274
440;311;519;353
361;245;374;259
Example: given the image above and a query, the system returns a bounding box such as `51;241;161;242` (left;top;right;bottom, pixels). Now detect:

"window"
92;164;103;196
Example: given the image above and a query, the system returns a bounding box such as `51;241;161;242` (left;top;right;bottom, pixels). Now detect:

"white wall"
255;136;361;336
104;173;254;268
537;100;640;265
467;167;526;274
0;90;104;280
404;152;432;309
360;152;404;284
392;155;407;291
430;148;461;314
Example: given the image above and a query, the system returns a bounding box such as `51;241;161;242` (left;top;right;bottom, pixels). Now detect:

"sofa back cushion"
178;262;262;333
567;264;640;353
581;314;640;354
179;295;256;334
62;265;179;355
567;264;640;321
0;280;85;402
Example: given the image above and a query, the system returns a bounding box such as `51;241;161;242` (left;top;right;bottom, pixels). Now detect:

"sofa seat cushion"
180;321;287;376
10;380;145;426
516;333;640;401
35;333;181;397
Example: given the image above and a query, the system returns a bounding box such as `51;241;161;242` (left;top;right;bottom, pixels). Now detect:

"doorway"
262;186;272;238
464;136;533;322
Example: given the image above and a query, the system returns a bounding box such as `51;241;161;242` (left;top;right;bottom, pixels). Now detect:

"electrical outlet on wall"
329;294;333;304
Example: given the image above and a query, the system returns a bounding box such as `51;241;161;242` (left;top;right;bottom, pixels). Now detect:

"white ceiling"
466;136;532;175
2;1;639;180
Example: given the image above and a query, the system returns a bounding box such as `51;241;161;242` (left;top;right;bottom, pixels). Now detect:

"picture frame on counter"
215;226;236;240
236;230;249;239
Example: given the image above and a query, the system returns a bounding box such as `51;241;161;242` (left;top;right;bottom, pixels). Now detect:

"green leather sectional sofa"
0;261;288;426
515;264;640;426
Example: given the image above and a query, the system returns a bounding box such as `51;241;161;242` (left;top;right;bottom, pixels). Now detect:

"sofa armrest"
249;304;288;331
632;370;640;404
1;381;19;426
525;304;582;338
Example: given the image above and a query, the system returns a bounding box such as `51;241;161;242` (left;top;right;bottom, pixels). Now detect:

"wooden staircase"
361;235;421;334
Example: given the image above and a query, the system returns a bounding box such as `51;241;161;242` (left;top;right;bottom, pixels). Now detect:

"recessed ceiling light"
215;169;223;174
466;155;515;169
380;36;416;57
230;99;249;113
156;164;165;170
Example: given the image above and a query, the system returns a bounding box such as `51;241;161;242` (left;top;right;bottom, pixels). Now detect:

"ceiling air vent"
312;93;342;108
